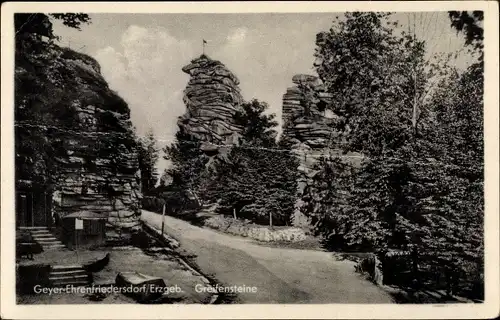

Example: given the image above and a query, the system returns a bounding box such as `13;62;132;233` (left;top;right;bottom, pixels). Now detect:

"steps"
19;226;66;250
49;265;90;287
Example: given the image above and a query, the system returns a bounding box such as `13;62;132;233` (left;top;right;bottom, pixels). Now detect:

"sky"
51;12;473;173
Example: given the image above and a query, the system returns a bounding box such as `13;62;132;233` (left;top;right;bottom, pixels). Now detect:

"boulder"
115;272;167;303
83;253;110;273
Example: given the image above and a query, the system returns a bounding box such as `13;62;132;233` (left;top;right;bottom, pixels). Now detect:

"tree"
137;130;159;194
448;11;484;52
309;11;484;297
314;12;430;156
311;12;427;246
14;12;93;190
233;99;279;147
424;60;484;297
158;169;172;187
202;100;298;226
15;13;91;40
300;156;356;249
163;129;209;200
207;146;298;226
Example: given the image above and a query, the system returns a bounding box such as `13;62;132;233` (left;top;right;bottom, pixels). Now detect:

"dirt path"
141;210;394;304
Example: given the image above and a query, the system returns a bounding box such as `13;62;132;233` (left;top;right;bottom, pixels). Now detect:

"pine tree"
158;169;172;187
137;129;159;194
233;99;279;147
309;11;484;297
300;156;355;249
422;59;484;297
163;129;209;195
311;12;426;248
205;99;299;225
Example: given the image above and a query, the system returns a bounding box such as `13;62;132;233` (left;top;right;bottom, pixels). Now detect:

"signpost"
75;218;83;262
161;204;166;236
75;218;83;230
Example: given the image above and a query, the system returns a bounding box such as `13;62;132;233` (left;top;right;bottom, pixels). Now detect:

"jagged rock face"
281;74;342;227
281;75;364;228
179;55;244;146
15;35;142;234
52;104;142;232
282;74;338;149
281;74;345;180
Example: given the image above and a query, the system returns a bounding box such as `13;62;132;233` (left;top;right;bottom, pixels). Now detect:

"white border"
2;2;499;319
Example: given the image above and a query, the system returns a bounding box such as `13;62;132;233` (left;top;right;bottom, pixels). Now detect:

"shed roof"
63;210;107;220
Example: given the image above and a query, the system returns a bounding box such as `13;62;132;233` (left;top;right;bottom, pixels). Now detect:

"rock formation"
51;103;142;234
281;74;346;227
282;74;338;149
281;74;344;178
15;34;141;237
179;54;244;148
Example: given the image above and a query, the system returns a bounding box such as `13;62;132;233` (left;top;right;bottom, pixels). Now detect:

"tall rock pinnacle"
178;54;244;146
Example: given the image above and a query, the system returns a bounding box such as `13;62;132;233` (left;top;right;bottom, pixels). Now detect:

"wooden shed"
61;211;107;250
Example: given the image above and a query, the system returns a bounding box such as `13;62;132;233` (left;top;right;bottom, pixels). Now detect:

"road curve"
141;210;394;304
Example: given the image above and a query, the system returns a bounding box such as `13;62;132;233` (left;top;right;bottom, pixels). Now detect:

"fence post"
161;203;166;236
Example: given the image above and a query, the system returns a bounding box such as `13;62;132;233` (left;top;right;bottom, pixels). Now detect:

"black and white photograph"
1;1;499;319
